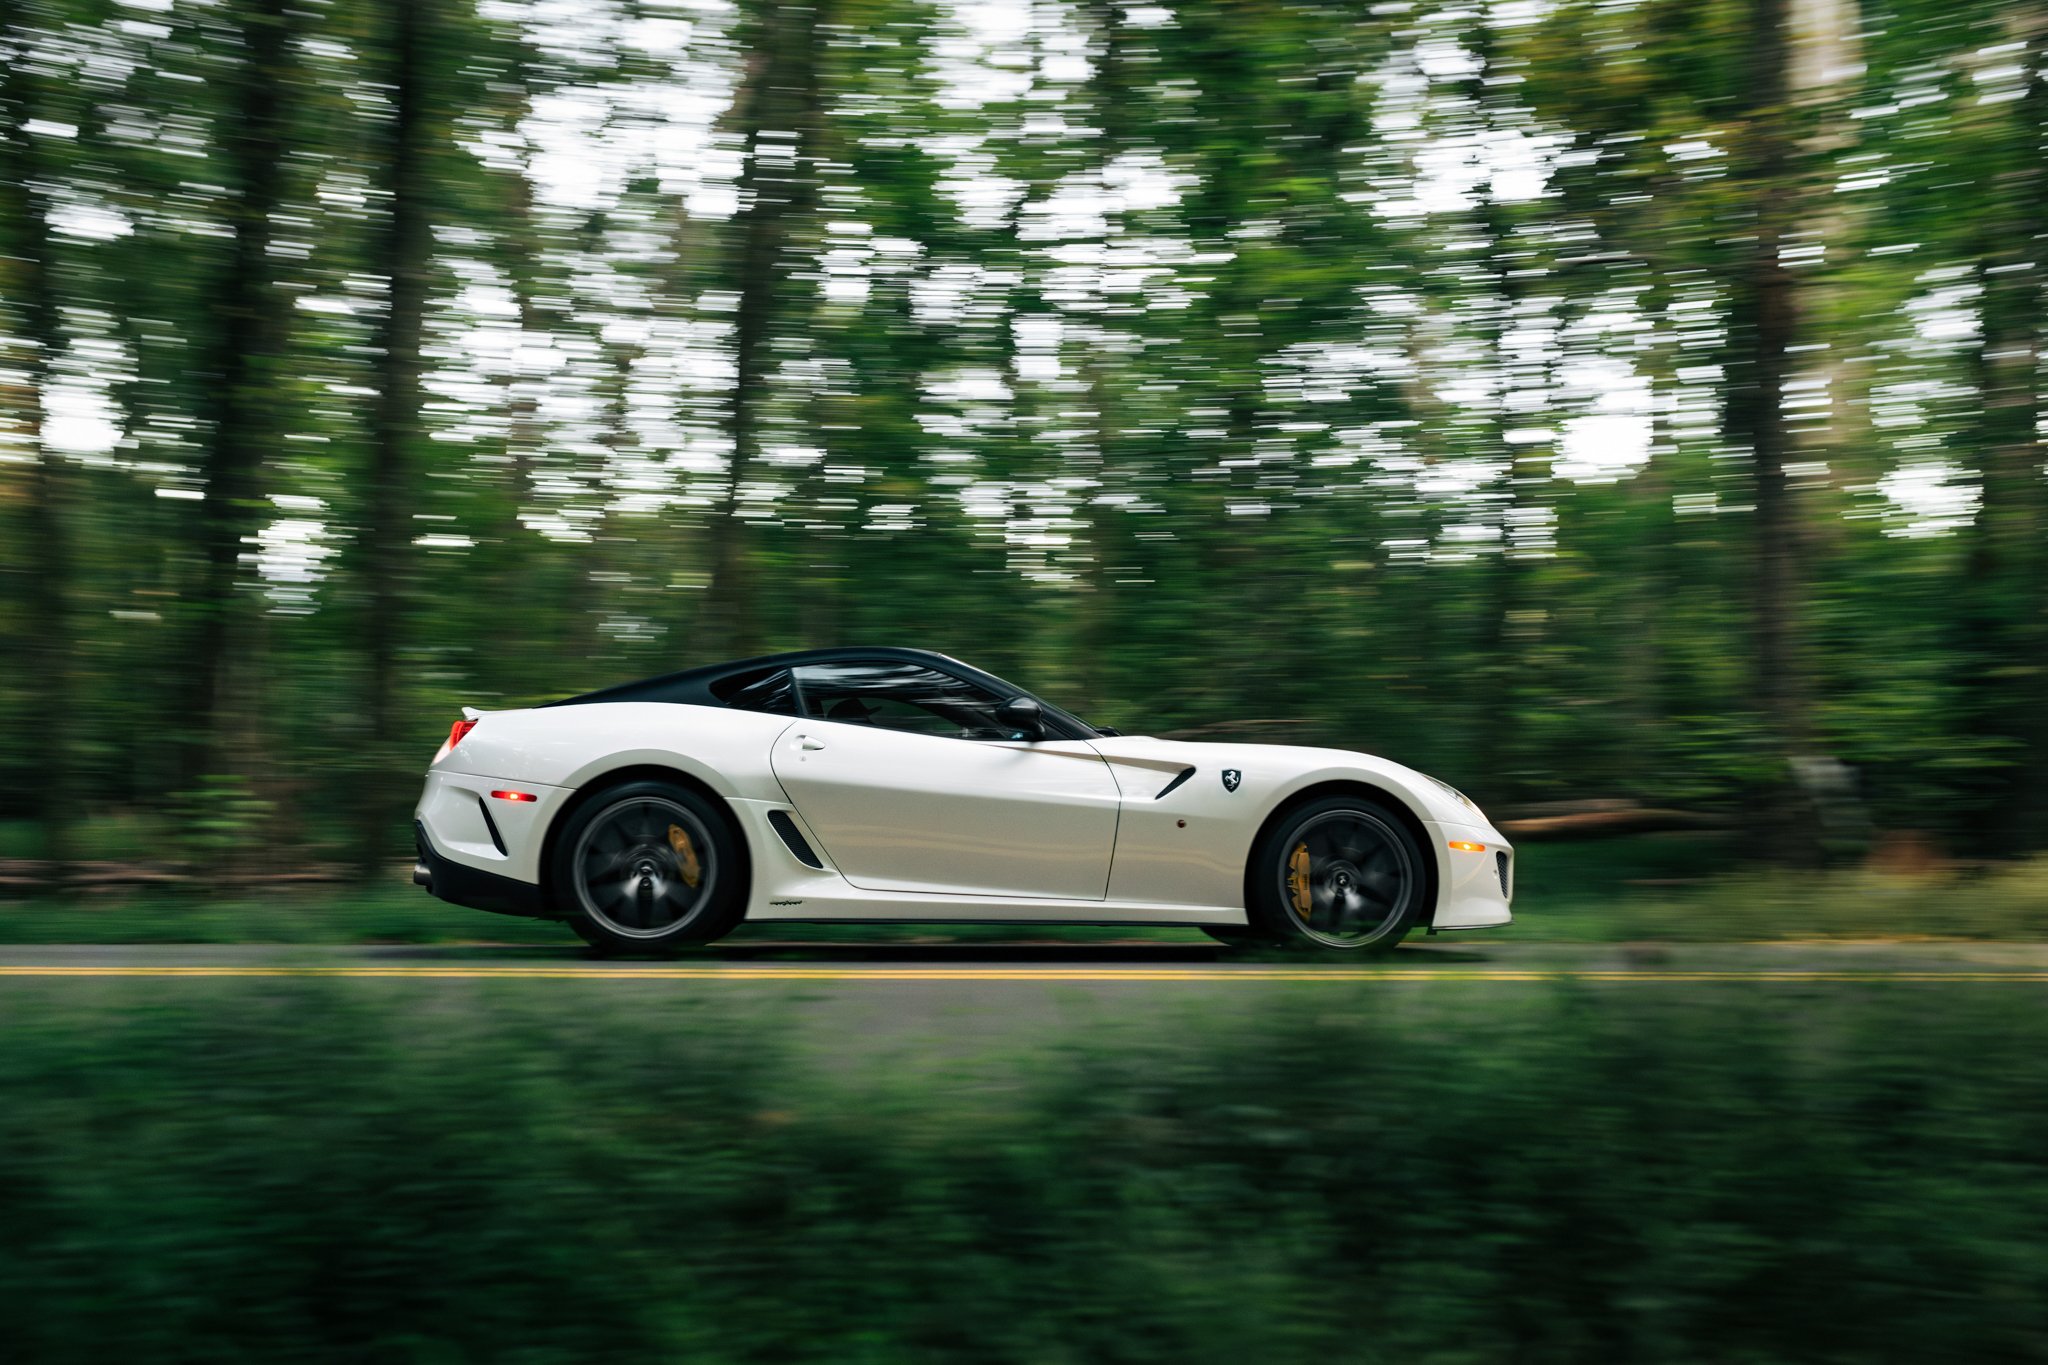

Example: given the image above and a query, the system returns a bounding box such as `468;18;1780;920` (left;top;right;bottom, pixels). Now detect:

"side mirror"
996;696;1044;740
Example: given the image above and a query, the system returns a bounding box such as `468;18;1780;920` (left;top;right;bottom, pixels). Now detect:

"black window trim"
558;646;1101;740
788;655;1092;743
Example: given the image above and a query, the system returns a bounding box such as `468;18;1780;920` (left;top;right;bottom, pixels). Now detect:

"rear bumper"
414;820;551;919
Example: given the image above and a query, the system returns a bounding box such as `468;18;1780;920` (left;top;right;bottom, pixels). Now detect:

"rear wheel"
1247;795;1423;952
550;781;746;954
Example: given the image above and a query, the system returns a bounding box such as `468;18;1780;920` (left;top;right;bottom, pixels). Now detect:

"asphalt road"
9;938;2044;1062
4;937;2046;980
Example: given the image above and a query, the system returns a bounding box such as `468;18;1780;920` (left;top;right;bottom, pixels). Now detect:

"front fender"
1090;736;1505;921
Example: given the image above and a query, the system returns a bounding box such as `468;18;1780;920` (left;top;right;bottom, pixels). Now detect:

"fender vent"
475;797;507;856
1496;851;1511;900
1155;766;1196;800
767;809;823;869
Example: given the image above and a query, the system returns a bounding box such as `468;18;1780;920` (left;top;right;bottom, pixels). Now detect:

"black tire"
1247;795;1424;952
549;780;747;954
567;916;624;956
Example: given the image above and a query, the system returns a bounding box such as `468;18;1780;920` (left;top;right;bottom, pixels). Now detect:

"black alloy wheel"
551;780;746;953
1248;796;1423;952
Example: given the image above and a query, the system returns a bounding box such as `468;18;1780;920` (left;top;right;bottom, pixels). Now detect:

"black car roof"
547;646;993;709
545;646;1100;739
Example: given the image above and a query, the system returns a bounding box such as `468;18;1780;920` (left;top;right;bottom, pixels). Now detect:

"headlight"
1425;774;1479;815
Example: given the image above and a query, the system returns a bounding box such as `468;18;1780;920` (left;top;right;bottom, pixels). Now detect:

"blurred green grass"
3;978;2046;1361
1512;836;2048;941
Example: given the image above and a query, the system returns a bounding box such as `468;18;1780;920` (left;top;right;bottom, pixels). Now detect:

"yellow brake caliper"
1287;842;1313;918
666;825;703;888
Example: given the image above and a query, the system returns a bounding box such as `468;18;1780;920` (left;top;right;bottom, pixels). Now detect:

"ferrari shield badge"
1221;769;1242;792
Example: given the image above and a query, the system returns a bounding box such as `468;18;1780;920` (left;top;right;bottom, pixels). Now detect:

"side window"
711;667;798;716
793;662;1010;740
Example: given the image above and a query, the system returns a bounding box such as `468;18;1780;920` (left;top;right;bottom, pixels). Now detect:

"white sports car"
412;647;1513;953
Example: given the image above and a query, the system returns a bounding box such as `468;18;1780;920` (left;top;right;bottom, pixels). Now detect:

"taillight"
446;718;477;751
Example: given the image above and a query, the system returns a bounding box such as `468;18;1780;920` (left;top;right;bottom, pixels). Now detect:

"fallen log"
0;861;355;891
1495;805;1730;841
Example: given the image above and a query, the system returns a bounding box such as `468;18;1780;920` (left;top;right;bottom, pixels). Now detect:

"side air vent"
1496;851;1511;900
475;796;507;856
1155;766;1196;800
767;809;823;869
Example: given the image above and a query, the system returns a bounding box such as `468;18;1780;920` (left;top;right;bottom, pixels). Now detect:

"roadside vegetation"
3;979;2045;1362
2;830;2043;946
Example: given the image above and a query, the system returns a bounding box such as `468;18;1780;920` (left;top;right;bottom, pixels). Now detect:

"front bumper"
414;819;551;919
1427;820;1514;931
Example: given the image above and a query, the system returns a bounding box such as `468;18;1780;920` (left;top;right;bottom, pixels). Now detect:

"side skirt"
744;894;1252;928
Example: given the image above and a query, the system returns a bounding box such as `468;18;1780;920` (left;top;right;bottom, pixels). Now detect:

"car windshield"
937;661;1101;739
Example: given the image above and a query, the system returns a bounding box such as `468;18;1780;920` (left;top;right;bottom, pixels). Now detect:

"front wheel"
1247;796;1424;952
550;781;747;954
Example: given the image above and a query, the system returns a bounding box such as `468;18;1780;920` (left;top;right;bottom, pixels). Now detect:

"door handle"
797;735;827;752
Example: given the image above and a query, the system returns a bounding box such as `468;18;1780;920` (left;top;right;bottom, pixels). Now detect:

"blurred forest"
0;0;2043;875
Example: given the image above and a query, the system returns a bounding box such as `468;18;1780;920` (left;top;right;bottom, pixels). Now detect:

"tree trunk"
0;7;75;878
358;0;434;871
180;0;295;792
1469;15;1538;800
498;93;548;670
1070;361;1122;714
704;1;824;660
1726;0;1816;860
1063;6;1136;711
1959;3;2048;849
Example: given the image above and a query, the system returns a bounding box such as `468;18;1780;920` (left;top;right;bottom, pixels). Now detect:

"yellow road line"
2;965;2048;983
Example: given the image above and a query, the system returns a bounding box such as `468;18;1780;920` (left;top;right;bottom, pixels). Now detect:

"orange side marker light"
1447;840;1487;853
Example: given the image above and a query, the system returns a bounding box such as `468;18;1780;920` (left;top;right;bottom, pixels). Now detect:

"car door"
768;660;1121;900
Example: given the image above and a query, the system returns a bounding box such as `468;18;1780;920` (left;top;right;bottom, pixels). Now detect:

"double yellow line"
3;965;2047;983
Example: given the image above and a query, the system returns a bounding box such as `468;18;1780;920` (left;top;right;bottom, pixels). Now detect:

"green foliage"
169;774;273;867
3;980;2048;1360
1;0;2045;868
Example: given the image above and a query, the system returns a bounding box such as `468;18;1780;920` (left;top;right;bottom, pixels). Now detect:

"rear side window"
792;661;1011;740
711;668;798;716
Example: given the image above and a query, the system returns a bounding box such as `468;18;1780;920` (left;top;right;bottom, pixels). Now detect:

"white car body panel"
415;767;571;886
436;701;792;802
770;723;1120;899
729;798;1245;925
413;663;1515;935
